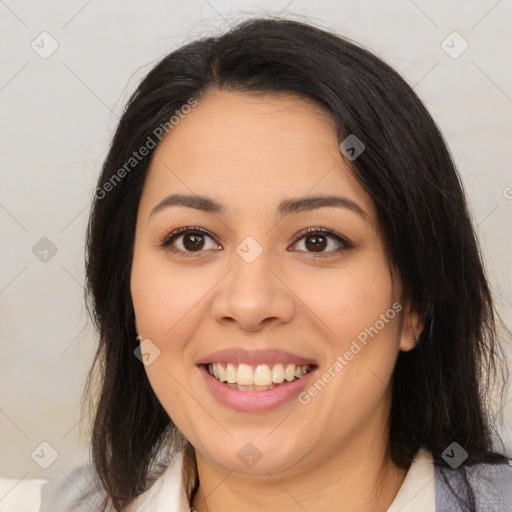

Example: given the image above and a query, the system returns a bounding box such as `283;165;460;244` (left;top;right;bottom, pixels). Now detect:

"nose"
211;250;295;332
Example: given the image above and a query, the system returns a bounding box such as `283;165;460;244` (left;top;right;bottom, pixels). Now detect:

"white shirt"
0;447;435;511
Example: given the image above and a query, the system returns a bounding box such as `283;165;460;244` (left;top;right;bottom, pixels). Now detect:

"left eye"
290;228;350;254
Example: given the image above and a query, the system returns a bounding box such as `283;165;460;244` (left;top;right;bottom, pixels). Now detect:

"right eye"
159;226;222;257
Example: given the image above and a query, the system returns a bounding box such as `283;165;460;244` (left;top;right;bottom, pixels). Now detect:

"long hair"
84;17;510;511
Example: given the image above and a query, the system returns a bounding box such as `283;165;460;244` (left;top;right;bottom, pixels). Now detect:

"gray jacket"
41;457;512;511
434;458;512;510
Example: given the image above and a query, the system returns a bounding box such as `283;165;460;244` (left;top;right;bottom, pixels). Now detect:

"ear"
399;300;424;352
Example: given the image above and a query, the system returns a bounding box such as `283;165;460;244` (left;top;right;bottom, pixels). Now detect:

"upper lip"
196;348;317;366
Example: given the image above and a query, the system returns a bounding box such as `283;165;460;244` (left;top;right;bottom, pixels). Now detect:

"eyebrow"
149;193;368;220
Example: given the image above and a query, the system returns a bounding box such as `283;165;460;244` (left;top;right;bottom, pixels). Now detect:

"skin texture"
130;90;423;512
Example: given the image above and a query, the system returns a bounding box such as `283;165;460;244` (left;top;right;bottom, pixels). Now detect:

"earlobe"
400;301;425;352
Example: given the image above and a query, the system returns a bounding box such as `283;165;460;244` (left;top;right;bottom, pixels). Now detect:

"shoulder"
434;455;512;511
39;449;188;512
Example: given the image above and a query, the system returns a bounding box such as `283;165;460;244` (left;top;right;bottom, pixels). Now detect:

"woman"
43;17;511;512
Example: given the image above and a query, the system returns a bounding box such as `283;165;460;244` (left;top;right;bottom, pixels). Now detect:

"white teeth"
226;363;237;383
271;364;285;383
226;383;276;391
254;364;272;386
236;364;253;386
284;364;296;382
208;362;312;388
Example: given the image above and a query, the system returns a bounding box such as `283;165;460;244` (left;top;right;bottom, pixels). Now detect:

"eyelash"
159;226;352;258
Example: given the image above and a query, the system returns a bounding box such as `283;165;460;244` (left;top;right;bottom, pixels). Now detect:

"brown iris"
183;233;205;251
304;234;328;252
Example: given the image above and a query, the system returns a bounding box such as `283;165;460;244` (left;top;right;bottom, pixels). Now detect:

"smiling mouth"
205;362;315;391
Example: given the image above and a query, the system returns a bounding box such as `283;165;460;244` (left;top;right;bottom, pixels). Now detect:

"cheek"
130;256;209;429
131;253;213;347
130;254;219;414
296;256;401;413
300;271;400;421
295;259;398;347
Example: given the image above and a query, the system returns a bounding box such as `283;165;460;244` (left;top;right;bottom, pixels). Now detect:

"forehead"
151;90;338;164
141;90;375;222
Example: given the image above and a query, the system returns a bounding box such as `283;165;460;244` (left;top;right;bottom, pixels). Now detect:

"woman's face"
131;91;420;475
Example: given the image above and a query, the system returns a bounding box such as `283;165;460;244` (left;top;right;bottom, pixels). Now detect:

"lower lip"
199;364;317;412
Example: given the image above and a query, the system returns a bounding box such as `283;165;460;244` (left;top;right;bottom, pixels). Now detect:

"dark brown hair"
83;16;510;511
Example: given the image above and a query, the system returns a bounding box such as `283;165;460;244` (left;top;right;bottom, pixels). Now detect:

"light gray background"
1;0;511;486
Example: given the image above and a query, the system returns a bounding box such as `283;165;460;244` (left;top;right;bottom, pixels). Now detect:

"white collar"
129;446;435;512
127;449;190;512
386;447;435;511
